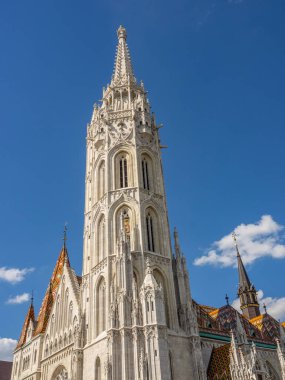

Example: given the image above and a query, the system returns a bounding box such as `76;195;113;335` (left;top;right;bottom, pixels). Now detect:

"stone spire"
232;232;260;320
111;25;136;85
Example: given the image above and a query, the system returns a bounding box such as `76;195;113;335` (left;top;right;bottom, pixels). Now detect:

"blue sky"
0;0;285;360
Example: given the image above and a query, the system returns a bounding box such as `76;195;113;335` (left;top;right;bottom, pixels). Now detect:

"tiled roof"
209;305;272;343
199;304;218;313
194;301;222;332
207;344;231;380
16;246;70;348
16;303;35;349
34;246;69;335
250;313;281;341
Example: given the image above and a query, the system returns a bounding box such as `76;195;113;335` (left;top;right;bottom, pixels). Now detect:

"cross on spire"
263;303;267;314
225;294;229;305
232;231;240;256
63;224;67;249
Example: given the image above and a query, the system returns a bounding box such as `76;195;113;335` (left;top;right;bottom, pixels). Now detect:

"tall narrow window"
95;357;101;380
98;216;105;263
119;156;128;188
96;278;106;335
98;161;105;199
146;213;155;252
142;158;150;190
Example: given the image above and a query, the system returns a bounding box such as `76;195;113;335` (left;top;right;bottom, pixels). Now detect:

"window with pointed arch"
145;209;159;254
115;151;132;189
141;154;153;191
97;215;106;263
96;160;105;200
153;269;170;328
95;357;101;380
115;207;132;248
96;277;106;335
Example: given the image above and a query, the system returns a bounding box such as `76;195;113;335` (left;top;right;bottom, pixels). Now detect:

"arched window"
95;357;101;380
153;269;170;328
97;161;105;200
119;155;128;188
146;213;155;252
116;207;132;246
96;278;106;335
115;151;133;189
97;215;105;263
142;157;150;190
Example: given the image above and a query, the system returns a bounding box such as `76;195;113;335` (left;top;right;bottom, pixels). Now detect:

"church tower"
81;26;206;380
233;233;260;320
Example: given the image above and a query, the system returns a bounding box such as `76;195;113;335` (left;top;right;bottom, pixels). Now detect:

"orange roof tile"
34;246;69;335
207;344;231;380
16;303;35;349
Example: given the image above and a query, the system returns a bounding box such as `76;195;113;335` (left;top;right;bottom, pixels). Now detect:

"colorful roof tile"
250;313;281;341
16;302;35;349
16;245;70;348
34;246;70;335
207;343;231;380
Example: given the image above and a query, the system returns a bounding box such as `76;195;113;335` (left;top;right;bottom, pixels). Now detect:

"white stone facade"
11;26;285;380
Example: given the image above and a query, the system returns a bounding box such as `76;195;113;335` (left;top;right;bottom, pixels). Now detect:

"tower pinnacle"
117;25;127;40
112;25;135;85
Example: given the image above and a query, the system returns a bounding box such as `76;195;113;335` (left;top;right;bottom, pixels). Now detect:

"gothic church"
11;26;285;380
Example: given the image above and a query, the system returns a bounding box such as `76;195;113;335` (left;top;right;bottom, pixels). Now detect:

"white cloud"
6;293;30;305
232;290;285;321
0;267;34;284
194;215;285;267
0;338;17;361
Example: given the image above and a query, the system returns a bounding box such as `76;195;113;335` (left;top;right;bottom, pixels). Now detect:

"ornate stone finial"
31;290;34;306
225;294;229;305
263;303;267;314
117;25;127;40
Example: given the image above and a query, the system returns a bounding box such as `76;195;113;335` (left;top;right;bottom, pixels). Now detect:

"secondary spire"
112;25;136;85
232;232;251;289
232;231;260;320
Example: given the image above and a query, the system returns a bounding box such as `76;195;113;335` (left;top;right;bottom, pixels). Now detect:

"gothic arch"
141;152;154;191
153;268;170;328
51;365;69;380
95;356;101;380
96;160;106;201
95;214;106;264
265;360;280;380
112;148;134;189
95;276;106;335
144;207;161;254
111;203;137;252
